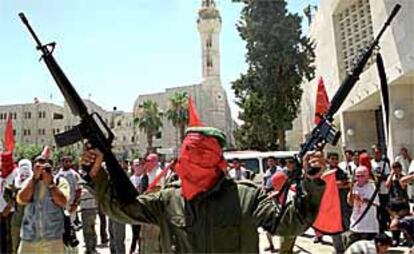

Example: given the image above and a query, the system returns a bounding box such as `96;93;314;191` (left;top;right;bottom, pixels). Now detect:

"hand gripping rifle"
277;4;401;233
19;13;138;204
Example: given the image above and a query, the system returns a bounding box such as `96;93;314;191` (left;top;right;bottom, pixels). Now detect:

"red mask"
175;132;227;200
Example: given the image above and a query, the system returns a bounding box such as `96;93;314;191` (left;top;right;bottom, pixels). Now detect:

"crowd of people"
225;145;414;253
1;140;414;254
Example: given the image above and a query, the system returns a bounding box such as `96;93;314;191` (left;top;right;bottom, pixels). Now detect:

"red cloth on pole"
146;161;175;192
4;114;15;152
314;77;330;125
41;146;51;160
312;169;343;233
188;96;203;127
1;151;14;178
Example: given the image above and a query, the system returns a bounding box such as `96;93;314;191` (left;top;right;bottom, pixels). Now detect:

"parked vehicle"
223;150;297;185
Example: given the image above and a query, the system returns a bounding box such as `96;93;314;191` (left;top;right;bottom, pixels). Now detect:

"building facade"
0;99;138;158
292;0;414;158
0;101;65;146
134;0;234;156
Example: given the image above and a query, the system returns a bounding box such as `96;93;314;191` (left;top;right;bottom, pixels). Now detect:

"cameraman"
16;156;69;254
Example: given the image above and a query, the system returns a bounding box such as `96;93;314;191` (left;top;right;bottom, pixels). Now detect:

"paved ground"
72;217;411;254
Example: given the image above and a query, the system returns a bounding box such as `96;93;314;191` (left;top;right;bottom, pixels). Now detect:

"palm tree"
166;92;189;143
134;100;163;152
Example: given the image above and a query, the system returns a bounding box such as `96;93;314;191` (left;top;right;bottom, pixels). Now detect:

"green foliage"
232;0;315;150
166;91;189;142
13;143;81;167
50;145;82;167
14;143;43;162
134;100;163;152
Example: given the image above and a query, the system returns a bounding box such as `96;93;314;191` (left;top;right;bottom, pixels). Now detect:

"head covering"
15;159;33;188
358;152;372;173
175;127;227;200
1;151;15;178
271;171;288;192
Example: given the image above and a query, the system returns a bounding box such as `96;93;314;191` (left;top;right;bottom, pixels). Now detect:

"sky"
0;0;319;120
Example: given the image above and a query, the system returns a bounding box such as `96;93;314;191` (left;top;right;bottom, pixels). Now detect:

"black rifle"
277;4;401;233
19;13;138;204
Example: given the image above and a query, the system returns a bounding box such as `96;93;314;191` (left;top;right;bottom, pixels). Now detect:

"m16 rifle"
278;4;401;233
19;13;138;204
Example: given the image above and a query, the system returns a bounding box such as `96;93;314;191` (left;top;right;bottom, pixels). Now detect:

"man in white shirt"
339;149;357;177
129;158;143;254
347;166;380;247
371;145;390;233
227;158;248;181
401;161;414;202
140;153;164;253
394;147;412;174
144;154;164;189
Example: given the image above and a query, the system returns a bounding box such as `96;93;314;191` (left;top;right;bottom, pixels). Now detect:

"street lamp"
346;128;355;136
393;108;405;120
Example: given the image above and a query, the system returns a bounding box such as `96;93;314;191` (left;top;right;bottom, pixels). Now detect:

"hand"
69;203;78;213
80;141;104;179
41;170;53;185
33;163;43;180
303;151;326;179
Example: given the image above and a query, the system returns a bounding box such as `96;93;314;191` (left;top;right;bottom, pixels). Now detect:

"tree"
14;143;43;162
232;0;315;150
166;91;189;143
134;100;163;153
50;145;82;167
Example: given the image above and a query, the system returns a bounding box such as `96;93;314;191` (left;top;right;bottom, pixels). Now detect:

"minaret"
197;0;221;85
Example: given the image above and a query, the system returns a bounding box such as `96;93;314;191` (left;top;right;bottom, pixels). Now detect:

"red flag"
41;146;51;160
312;169;343;233
4;113;15;152
314;77;330;125
188;96;203;127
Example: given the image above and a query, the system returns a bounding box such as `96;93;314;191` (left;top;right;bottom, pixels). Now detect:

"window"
38;111;46;118
53;113;64;120
336;1;374;73
38;129;46;135
24;112;32;119
23;129;31;136
13;129;16;136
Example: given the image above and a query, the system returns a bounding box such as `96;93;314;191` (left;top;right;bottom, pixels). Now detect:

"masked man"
81;127;326;253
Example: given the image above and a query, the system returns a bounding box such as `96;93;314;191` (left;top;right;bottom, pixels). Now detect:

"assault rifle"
19;13;138;204
278;4;401;233
297;4;400;166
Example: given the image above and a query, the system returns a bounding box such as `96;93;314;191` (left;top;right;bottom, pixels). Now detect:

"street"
74;217;410;254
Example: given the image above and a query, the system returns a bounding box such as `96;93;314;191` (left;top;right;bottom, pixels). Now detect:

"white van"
223;150;297;185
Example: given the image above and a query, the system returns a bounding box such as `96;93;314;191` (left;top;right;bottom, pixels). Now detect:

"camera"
43;163;52;174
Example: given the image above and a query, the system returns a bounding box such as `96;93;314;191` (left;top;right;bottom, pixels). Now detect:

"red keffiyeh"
175;132;227;200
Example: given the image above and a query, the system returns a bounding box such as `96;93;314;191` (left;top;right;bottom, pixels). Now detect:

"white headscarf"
15;159;33;189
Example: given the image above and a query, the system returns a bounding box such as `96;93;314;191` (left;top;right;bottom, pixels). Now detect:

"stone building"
0;100;65;146
0;99;138;158
290;0;414;158
134;0;234;156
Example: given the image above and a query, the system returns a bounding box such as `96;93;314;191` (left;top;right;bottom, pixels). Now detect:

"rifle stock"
19;13;138;204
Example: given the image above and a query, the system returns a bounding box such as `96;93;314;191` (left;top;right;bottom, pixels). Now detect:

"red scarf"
175;132;227;200
1;151;14;178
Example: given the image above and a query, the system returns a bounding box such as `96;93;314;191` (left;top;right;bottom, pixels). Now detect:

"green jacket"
93;170;325;253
